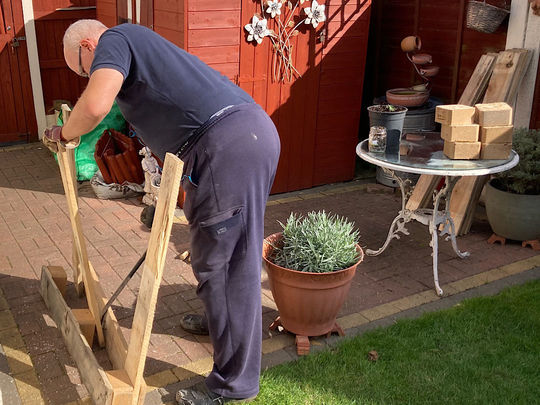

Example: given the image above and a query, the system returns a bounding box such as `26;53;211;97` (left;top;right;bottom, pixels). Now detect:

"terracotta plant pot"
386;88;430;107
401;35;421;52
411;53;432;65
262;232;364;337
419;65;440;78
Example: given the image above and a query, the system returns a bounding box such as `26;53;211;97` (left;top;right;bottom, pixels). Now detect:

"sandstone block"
475;102;513;126
441;124;479;142
480;125;513;144
443;140;481;159
481;142;512;159
435;104;475;125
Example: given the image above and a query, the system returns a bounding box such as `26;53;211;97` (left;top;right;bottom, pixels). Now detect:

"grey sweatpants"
180;103;280;399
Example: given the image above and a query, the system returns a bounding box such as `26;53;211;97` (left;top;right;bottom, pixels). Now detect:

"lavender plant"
493;128;540;195
271;211;360;273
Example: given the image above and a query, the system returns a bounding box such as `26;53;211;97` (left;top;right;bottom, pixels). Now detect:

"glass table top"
356;132;519;176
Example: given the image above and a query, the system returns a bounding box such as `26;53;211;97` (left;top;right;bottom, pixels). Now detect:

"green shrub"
270;211;360;273
493;128;540;195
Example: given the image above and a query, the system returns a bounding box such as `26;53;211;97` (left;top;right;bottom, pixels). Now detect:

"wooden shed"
2;0;539;193
95;0;372;194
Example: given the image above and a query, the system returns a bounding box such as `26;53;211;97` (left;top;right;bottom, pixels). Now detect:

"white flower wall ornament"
244;0;327;82
266;0;283;18
244;15;270;44
304;0;326;28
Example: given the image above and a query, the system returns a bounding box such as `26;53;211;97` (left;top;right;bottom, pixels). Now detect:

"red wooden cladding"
94;0;372;193
188;28;238;47
154;25;184;47
97;0;116;27
154;9;184;29
0;0;37;144
34;3;96;111
188;11;240;28
154;0;183;12
312;1;370;187
187;0;240;11
191;45;239;64
152;0;183;47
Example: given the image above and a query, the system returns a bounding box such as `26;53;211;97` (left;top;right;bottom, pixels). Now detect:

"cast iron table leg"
366;170;470;296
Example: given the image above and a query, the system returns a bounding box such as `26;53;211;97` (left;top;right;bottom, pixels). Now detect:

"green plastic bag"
57;102;127;181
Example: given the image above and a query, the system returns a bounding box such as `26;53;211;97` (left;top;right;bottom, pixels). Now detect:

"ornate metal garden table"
356;133;519;296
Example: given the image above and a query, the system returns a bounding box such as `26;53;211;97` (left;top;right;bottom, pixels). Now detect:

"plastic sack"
90;170;144;200
57;102;127;181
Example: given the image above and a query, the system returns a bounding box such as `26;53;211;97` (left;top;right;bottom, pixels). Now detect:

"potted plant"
485;128;540;243
262;211;364;355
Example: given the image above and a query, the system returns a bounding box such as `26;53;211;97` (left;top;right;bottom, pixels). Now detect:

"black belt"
175;105;235;159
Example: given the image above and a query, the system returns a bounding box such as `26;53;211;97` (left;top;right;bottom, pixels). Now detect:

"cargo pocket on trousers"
194;206;247;269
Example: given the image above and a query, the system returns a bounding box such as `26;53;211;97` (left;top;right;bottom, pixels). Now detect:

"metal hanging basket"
466;0;510;33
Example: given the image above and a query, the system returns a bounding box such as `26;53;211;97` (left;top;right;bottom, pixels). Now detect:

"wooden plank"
104;308;129;370
443;52;498;235
458;53;497;105
190;45;239;64
460;175;489;235
188;10;239;29
106;370;134;405
40;266;113;405
483;50;521;103
406;175;441;211
188;28;239;48
447;176;478;235
57;104;105;346
415;53;495;230
452;48;532;235
47;265;67;297
186;0;240;11
506;49;533;109
124;153;183;405
154;10;184;30
73;309;96;346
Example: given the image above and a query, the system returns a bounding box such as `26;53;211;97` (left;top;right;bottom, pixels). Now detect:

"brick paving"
0;143;538;404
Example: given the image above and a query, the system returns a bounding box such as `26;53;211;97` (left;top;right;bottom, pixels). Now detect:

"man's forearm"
61;68;124;141
61;97;107;141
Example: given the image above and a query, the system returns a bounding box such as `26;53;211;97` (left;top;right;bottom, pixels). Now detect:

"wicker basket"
466;0;510;33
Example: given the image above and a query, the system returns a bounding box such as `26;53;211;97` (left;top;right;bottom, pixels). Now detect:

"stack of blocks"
476;103;513;159
435;103;513;160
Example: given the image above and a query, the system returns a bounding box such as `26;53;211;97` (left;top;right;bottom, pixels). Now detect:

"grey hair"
63;19;108;52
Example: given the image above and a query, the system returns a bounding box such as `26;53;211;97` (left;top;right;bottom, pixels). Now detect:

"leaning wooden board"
56;104;105;347
450;49;531;235
406;53;497;212
41;112;184;404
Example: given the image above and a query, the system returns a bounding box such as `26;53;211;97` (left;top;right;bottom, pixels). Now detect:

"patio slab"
0;143;538;404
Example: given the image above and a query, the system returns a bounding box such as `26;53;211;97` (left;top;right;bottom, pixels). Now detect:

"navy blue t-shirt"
90;24;254;160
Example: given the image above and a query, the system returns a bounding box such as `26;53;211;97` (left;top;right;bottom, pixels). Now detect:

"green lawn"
254;280;540;404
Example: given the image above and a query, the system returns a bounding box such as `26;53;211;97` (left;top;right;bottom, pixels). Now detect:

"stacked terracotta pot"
94;129;145;184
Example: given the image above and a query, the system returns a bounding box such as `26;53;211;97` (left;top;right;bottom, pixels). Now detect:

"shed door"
239;0;324;194
33;2;96;112
0;0;35;145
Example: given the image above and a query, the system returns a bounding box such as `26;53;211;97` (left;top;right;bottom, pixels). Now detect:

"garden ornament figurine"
139;146;161;206
59;19;280;405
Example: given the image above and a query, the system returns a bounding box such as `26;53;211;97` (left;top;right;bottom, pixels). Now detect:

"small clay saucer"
405;133;426;141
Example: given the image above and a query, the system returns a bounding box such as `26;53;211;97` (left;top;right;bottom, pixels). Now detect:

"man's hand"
530;0;540;15
42;125;80;153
